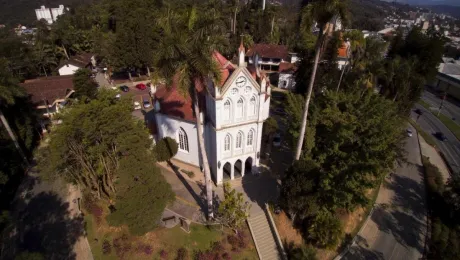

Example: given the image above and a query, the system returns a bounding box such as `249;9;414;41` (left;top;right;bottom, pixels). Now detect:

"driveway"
343;124;428;260
3;168;92;260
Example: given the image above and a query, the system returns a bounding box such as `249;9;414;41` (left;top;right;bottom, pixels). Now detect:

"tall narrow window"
224;100;231;121
247;129;254;146
249;96;257;116
236;132;243;149
178;128;189;152
224;134;231;151
236;98;244;118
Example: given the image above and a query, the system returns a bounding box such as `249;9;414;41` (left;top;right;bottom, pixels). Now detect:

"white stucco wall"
58;64;81;76
278;73;296;90
154;113;201;167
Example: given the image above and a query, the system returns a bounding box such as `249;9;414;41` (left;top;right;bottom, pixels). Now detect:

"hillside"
0;0;94;27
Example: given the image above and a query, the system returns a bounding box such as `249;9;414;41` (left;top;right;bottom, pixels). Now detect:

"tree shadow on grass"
11;192;85;260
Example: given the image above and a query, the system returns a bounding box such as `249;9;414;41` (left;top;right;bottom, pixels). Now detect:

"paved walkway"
158;161;280;220
342;124;428;260
418;134;451;183
5;169;93;260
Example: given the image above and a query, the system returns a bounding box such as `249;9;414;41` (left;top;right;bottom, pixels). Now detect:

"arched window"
224;134;231;151
249;96;257;116
247;129;254;146
224;100;231;121
236;97;244;118
178;128;189;152
236;132;243;149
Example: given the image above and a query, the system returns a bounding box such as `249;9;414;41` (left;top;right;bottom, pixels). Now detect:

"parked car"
143;98;151;109
133;101;141;110
120;85;129;92
272;133;281;147
135;83;147;90
434;132;447;141
406;129;413;137
115;93;121;99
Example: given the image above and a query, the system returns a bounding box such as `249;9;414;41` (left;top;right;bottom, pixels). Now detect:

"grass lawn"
409;119;438;148
84;204;258;260
418;100;431;110
437;113;460;141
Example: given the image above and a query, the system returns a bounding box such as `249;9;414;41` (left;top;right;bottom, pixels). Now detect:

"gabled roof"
245;44;289;60
59;52;94;69
20;75;74;106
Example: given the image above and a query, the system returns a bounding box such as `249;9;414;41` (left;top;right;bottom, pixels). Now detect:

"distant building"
57;53;96;76
245;44;293;73
429;59;460;100
35;5;66;24
422;21;429;30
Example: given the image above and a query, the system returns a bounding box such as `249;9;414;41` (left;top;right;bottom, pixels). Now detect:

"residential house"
20;75;74;118
245;44;294;73
152;44;271;184
430;58;460;100
58;53;96;76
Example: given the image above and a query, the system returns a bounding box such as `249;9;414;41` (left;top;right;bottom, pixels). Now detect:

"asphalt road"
411;103;460;175
421;90;460;125
342;124;427;260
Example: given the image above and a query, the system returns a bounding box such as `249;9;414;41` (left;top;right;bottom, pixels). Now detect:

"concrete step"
248;211;282;260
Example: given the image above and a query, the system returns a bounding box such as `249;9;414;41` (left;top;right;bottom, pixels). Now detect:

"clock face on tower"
235;76;247;88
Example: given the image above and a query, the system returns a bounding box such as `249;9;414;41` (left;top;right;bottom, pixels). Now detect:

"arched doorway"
245;157;253;174
234;160;242;178
223;162;231;181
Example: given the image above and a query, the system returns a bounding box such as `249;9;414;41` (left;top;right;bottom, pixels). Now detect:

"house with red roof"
151;44;271;184
245;43;298;73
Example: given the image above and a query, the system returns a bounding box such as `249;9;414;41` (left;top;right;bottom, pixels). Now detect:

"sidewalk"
418;134;451;183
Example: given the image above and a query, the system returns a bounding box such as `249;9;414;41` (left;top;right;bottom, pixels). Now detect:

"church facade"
152;45;271;184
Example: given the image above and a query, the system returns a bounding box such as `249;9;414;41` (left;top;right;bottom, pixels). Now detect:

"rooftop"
245;44;289;60
59;52;94;69
20;75;74;106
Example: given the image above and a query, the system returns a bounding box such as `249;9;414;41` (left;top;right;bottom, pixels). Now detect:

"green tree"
307;210;342;248
295;0;348;160
217;182;251;233
154;137;178;162
73;68;98;100
153;7;226;219
15;252;45;260
286;242;318;260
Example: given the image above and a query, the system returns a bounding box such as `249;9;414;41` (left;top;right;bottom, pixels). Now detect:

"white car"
406;129;413;137
143;99;151;109
115;93;121;99
133;101;141;110
273;133;281;147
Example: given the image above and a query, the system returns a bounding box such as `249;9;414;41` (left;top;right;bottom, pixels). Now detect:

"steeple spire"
238;35;246;67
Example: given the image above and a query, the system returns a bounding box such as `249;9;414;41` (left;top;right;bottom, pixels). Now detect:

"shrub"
102;240;112;255
82;194;103;223
227;231;248;251
175;247;188;260
155;137;178;162
113;235;132;258
306;210;343;248
222;252;231;260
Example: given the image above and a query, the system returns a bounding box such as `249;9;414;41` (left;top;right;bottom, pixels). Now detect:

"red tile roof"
20;75;74;105
245;44;289;60
337;42;350;59
59;52;94;68
278;62;296;73
212;51;236;86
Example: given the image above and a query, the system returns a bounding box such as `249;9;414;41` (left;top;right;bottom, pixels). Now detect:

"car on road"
273;133;281;147
133;101;141;110
135;83;147;90
120;85;129;92
406;129;413;137
434;132;447;141
414;108;423;115
143;98;151;109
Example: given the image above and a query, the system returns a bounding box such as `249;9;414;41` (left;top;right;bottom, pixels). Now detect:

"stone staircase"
248;210;284;260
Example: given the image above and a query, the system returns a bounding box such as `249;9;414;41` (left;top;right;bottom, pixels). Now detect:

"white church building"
152;44;271;184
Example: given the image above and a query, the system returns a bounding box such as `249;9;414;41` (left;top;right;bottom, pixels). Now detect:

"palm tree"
294;0;348;160
0;59;29;166
153;7;225;219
